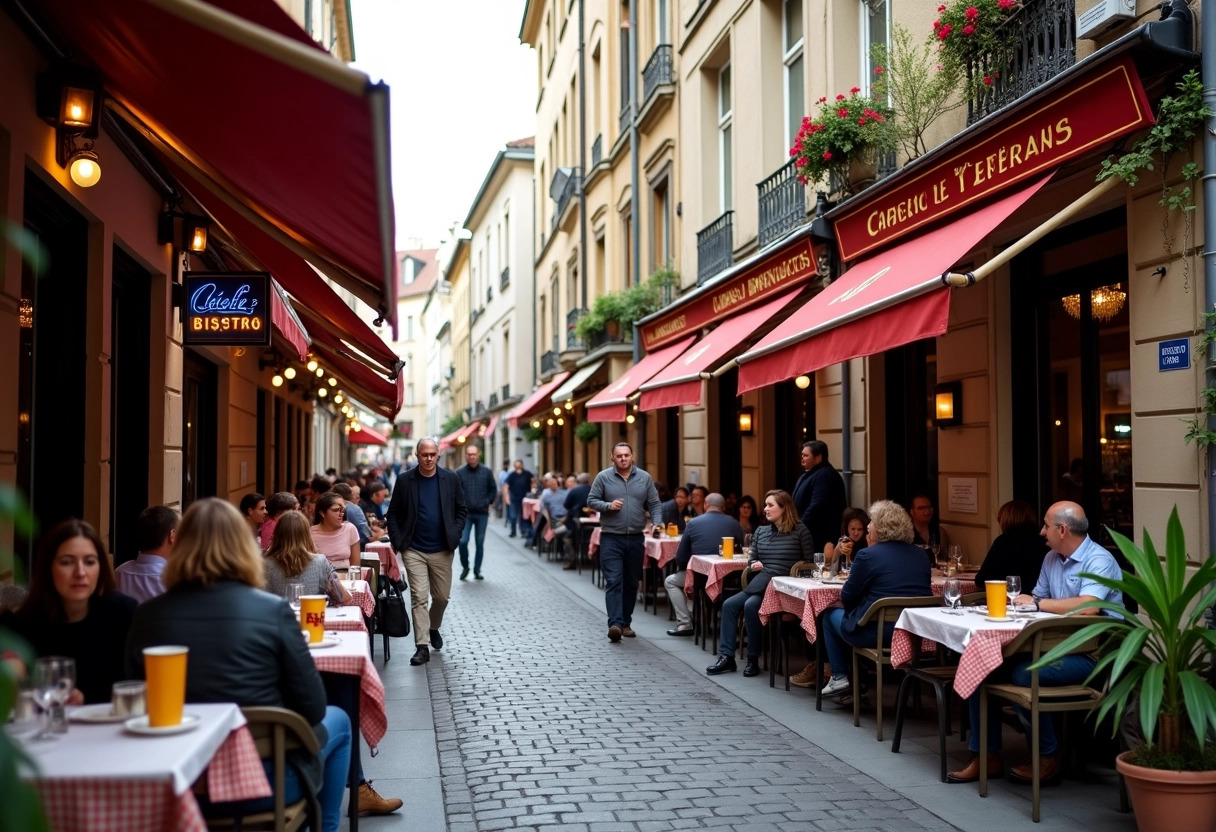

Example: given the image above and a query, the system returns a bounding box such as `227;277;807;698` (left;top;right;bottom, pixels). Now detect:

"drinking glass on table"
288;583;305;612
949;545;963;573
942;578;963;614
930;542;942;569
31;656;74;740
812;551;825;579
1006;575;1022;617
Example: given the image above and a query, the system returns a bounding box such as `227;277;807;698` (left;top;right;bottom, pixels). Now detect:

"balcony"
965;0;1075;125
549;167;581;234
540;350;559;376
588;327;626;352
565;307;587;351
757;161;806;248
488;392;499;409
619;102;633;138
641;44;673;102
500;267;510;291
696;211;734;285
501;384;510;401
474;399;485;415
591;134;602;167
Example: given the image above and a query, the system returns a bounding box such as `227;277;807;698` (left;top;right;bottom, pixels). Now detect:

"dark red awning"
308;337;402;420
36;0;397;322
585;337;695;423
736;173;1053;395
347;425;388;446
508;373;571;429
269;282;308;361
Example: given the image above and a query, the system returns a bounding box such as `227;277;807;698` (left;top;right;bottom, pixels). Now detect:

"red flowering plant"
932;0;1021;73
789;79;897;192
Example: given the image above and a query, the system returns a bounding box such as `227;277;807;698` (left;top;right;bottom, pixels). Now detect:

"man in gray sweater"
587;442;663;642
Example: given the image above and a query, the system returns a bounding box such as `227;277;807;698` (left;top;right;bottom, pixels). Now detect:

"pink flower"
858;117;866;125
998;0;1017;8
933;19;940;29
937;4;946;10
965;6;979;20
837;108;849;118
818;96;827;103
789;147;798;157
822;151;832;160
874;66;885;74
938;24;952;39
850;86;861;94
796;175;808;185
983;75;993;86
962;24;975;35
836;94;846;100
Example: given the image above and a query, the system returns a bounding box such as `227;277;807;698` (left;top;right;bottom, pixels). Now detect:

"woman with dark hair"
310;492;360;569
0;518;136;704
824;507;869;567
974;499;1048;590
264;512;350;605
734;495;760;535
707;490;814;678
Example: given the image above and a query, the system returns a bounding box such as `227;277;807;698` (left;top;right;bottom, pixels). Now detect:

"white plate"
307;636;342;649
984;615;1013;623
124;713;201;736
68;704;129;724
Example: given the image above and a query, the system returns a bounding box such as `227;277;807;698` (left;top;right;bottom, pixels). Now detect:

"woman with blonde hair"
125;498;356;831
707;489;814;678
818;499;931;699
264;511;350;605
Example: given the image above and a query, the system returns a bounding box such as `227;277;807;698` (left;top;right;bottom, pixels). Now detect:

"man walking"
386;437;468;666
115;506;179;603
455;445;497;581
664;493;744;636
587;442;662;642
503;459;534;539
792;439;847;552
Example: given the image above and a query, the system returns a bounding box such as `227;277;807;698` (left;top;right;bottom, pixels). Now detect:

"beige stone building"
390;249;439;456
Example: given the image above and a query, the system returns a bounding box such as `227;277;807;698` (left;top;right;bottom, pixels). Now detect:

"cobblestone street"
356;523;1135;832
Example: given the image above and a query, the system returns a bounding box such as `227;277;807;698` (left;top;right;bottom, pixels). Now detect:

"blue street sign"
1159;338;1190;372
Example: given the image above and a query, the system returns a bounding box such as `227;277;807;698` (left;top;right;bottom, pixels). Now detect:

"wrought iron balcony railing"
552;168;580;228
965;0;1076;125
642;44;673;103
486;284;493;303
540;350;559;376
591;134;602;166
501;384;510;400
474;399;485;415
488;392;499;408
500;267;510;291
566;307;587;351
619;102;633;137
696;211;734;285
757;160;806;248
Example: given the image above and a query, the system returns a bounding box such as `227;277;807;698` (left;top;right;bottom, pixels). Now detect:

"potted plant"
574;291;628;342
1034;507;1216;832
790;86;896;195
932;0;1021;75
871;24;964;160
522;423;545;442
574;421;601;444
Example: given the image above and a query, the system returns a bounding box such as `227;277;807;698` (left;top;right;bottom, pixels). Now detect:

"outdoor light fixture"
737;406;755;436
315;367;324;378
531;420;541;429
794;375;811;389
283;367;297;380
67;147;101;187
37;68;104;187
306;358;319;372
556;418;565;426
546;418;555;426
933;381;963;428
1061;284;1126;322
317;387;327;398
553;407;562;416
157;209;210;253
626;414;636;424
334;394;343;404
271;374;283;387
327;377;337;387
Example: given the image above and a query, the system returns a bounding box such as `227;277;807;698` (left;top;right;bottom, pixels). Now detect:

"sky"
351;0;538;249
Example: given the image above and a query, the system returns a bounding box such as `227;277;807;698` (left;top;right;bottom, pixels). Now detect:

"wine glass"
930;541;942;569
288;583;305;612
31;657;74;740
949;545;963;573
1006;575;1022;618
942;578;962;614
812;551;825;579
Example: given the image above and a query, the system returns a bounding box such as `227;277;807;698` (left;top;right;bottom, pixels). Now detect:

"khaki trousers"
402;547;453;645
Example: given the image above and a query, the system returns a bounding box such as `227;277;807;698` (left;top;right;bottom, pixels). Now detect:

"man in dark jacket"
664;493;745;636
792;439;846;552
386;437;468;666
560;473;592;570
455;445;497;581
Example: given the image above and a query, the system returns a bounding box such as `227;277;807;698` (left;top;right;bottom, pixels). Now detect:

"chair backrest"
961;590;987;605
240;706;320;828
1000;616;1101;663
856;595;942;633
740;566;757;590
790;561;814;578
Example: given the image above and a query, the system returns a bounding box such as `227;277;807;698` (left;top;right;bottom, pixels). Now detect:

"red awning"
585;337;696;423
736;173;1053;395
308;337;403;420
438;422;481;451
483;414;500;437
269;282;309;360
507;373;571;429
347;425;387;446
638;290;802;411
36;0;397;322
169;160;401;376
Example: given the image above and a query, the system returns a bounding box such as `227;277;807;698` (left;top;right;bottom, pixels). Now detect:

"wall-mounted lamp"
271;374;284;387
306;358;319;372
794;375;811;390
37;69;104;188
933;381;963;428
737;406;755;436
157;209;210;253
625;414;636;424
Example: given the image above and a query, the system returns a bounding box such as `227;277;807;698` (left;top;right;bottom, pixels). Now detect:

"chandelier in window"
1061;284;1126;322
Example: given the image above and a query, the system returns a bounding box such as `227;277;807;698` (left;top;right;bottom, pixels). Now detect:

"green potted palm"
1035;507;1216;831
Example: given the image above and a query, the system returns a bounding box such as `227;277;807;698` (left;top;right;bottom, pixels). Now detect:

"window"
783;0;805;147
718;63;733;212
503;211;510;268
622;209;634;286
550;274;561;352
405;315;415;341
406;383;415;406
620;0;632;115
655;0;669;46
860;0;890;96
402;256;416;285
651;178;670;271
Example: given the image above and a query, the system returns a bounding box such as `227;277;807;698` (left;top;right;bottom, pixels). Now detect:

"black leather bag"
376;579;410;638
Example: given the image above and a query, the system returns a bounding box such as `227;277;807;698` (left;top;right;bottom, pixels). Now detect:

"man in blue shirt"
115;506;178;603
948;501;1122;786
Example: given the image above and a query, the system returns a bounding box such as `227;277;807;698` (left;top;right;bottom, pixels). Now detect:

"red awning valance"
508;373;571;429
308;337;403;420
36;0;397;322
483;414;500;437
269;281;309;361
585;337;695;423
736;173;1053;395
347;425;387;446
438;422;481;451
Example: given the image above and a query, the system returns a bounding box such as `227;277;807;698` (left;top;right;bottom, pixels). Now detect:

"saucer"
307;636;342;649
984;615;1013;622
124;714;201;735
69;704;130;724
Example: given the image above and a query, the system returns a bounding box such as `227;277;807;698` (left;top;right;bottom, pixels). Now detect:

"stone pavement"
351;522;1135;832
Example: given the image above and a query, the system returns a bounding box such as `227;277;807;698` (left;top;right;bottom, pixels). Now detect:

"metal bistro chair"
768;563;816;689
205;707;321;832
979;616;1104;823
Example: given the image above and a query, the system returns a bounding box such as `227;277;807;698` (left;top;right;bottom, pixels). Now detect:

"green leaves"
0;629;49;832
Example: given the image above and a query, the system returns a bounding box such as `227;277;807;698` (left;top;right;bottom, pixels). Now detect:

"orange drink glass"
300;595;327;644
666;523;678;537
721;537;735;558
984;581;1008;619
142;646;188;728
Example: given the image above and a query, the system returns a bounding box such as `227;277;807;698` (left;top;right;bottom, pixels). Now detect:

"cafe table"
364;539;401;581
639;535;681;614
325;604;369;632
891;606;1057;697
684;554;748;649
26;701;269;832
588;526;601;556
311;627;388;831
343;577;376;617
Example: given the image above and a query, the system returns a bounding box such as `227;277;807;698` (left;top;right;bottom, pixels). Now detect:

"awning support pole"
1201;0;1216;627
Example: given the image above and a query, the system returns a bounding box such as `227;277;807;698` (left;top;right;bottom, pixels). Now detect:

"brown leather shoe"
790;664;819;688
358;781;403;815
946;753;1004;783
1008;754;1061;785
621;626;636;638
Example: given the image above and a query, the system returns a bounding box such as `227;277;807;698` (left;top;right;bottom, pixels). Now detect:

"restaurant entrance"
884;342;939;506
182;352;217;507
1011;210;1132;545
109;246;152;558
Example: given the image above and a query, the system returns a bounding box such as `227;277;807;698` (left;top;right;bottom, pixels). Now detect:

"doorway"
883;341;939;505
774;374;816;493
109;247;152;559
182;352;217;507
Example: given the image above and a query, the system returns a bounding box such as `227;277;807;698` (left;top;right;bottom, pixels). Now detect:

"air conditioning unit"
1077;0;1135;40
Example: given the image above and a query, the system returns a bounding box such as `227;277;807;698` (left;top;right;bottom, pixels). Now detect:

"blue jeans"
198;706;351;832
719;571;771;658
967;653;1097;755
599;533;644;628
459;512;489;573
506;500;531;537
821;607;895;680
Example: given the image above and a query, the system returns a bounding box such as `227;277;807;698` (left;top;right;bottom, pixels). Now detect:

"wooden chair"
979;616;1104;822
850;595;944;741
206;707;321;832
789;560;816;579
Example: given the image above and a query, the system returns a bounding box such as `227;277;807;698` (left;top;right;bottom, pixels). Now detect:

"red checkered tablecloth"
891;607;1034;697
325;605;369;632
365;541;401;581
311;629;388;748
644;536;681;569
589;527;601;556
756;576;845;642
343;578;376;617
685;555;748;601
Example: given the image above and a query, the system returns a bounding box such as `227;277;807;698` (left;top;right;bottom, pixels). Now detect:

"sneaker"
790;664;819;688
820;676;851;697
357;781;403;816
429;629;443;650
608;625;622;642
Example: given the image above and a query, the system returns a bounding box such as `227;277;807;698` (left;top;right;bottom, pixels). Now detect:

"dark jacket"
660;499;691;534
125;580;328;790
750;522;815;578
563;484;591;533
975;526;1048;592
839;540;932;646
674;511;747;570
386;465;469;553
792;461;846;553
456;462;498;515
